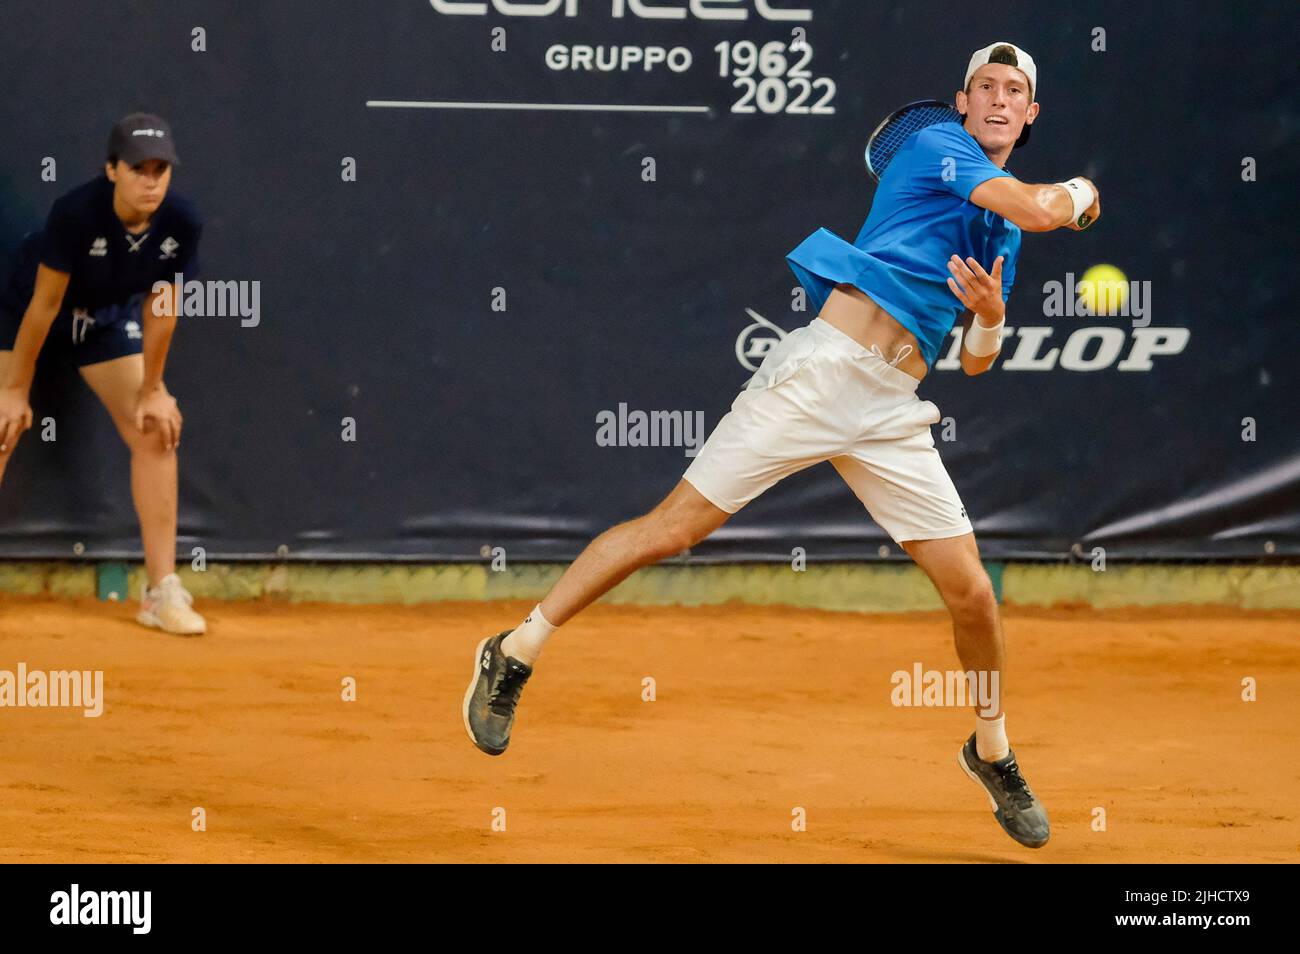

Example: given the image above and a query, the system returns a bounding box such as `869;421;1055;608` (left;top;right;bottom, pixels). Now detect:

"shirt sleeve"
911;123;1014;201
37;198;79;273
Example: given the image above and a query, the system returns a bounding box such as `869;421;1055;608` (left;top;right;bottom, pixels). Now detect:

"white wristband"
964;314;1005;357
1056;177;1095;222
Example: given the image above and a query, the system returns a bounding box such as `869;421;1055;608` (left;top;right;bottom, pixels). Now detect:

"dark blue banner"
0;1;1295;561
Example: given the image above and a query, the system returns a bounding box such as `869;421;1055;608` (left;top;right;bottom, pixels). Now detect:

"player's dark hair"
987;44;1021;70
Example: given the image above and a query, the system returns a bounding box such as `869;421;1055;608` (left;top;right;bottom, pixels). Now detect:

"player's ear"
1024;101;1040;125
955;88;969;114
104;160;118;182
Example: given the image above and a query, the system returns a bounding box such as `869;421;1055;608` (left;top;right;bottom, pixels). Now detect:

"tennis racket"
864;99;962;181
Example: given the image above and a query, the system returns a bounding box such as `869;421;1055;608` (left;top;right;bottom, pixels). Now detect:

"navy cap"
108;113;180;166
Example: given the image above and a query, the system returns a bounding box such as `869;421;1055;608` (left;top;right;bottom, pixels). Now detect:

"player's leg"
464;482;765;757
462;480;729;755
899;532;1002;721
78;343;205;635
78;355;176;581
523;320;841;641
537;478;729;628
463;322;843;755
900;532;1047;847
833;368;1048;847
900;533;1007;762
832;454;1006;726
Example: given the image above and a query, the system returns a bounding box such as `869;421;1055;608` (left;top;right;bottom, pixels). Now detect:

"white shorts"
682;318;972;544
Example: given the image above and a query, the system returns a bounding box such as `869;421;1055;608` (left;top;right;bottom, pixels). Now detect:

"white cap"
965;42;1037;101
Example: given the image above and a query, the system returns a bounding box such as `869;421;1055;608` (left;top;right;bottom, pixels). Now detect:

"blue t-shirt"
0;175;201;320
786;121;1021;366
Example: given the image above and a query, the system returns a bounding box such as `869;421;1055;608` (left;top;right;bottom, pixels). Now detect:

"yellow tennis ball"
1078;264;1129;316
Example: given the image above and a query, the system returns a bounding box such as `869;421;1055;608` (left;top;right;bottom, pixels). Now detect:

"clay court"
1;596;1295;863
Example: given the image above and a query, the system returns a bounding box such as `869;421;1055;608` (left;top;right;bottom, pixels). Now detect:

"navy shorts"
0;295;145;368
0;232;145;368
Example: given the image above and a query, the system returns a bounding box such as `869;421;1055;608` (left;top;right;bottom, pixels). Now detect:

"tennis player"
464;43;1099;849
0;113;206;635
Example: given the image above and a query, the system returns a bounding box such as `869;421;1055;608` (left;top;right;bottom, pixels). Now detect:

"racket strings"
868;103;962;178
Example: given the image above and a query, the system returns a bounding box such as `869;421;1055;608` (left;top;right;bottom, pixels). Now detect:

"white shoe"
137;573;207;636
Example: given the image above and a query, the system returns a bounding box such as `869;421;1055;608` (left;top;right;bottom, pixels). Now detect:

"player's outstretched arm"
0;264;70;451
969;176;1100;233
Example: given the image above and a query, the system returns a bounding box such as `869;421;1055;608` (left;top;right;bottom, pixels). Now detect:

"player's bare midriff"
818;284;930;382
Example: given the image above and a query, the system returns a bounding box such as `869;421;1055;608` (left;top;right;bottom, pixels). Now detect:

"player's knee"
640;513;698;561
652;526;694;561
945;573;997;623
121;427;174;459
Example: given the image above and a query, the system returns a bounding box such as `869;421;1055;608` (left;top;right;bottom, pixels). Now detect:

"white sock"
500;604;556;666
975;713;1009;762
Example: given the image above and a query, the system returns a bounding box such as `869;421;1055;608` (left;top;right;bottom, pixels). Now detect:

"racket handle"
1076;213;1093;229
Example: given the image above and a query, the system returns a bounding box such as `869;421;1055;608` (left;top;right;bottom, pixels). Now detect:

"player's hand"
0;386;33;454
134;385;183;451
1067;177;1100;230
946;255;1006;324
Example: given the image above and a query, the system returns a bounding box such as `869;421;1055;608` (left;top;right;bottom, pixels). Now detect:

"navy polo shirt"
1;175;202;320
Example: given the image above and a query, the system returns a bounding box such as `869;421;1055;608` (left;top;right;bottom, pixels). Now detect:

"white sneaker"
137;573;207;636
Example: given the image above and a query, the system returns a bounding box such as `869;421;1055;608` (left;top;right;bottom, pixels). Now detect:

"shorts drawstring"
71;309;96;345
867;342;914;368
809;319;921;392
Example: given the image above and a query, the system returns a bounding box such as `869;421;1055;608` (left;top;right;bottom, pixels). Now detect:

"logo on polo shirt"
89;237;108;257
159;237;179;260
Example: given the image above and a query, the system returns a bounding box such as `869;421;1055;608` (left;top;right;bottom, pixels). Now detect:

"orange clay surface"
1;597;1296;863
